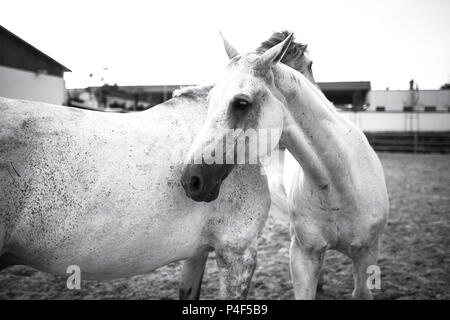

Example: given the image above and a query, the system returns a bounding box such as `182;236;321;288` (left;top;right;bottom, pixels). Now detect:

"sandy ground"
0;153;449;299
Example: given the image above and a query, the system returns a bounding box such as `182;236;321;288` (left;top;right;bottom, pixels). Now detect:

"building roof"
318;81;371;91
0;25;71;72
77;85;195;96
370;89;449;93
117;85;196;93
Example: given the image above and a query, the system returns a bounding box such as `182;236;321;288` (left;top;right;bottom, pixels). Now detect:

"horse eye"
233;98;250;111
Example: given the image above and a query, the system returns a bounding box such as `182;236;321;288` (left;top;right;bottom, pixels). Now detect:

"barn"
0;25;70;105
319;81;371;110
67;84;195;111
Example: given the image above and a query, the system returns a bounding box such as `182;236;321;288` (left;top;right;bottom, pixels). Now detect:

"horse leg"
0;229;9;272
0;255;8;271
179;251;209;300
0;253;18;272
316;269;325;292
215;241;257;299
349;238;380;300
289;234;326;300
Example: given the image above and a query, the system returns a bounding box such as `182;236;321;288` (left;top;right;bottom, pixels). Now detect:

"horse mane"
255;30;308;65
175;31;308;100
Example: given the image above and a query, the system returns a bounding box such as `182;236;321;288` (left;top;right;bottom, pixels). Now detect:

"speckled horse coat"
0;94;269;299
181;34;389;300
0;32;314;299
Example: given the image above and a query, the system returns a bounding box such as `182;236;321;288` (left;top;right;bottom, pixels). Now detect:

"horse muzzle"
181;163;234;202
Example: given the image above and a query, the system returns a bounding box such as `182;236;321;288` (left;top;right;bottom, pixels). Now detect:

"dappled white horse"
181;34;389;299
254;31;316;213
0;95;268;299
0;32;315;299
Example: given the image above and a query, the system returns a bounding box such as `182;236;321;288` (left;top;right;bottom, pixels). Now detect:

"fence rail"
364;132;450;153
339;111;450;132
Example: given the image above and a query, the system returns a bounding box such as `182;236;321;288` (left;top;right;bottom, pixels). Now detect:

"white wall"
368;90;450;112
0;65;66;105
339;111;450;132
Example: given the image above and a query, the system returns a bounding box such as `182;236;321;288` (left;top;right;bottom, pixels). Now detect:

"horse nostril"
188;175;203;194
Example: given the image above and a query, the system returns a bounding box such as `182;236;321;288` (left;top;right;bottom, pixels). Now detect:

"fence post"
414;133;418;154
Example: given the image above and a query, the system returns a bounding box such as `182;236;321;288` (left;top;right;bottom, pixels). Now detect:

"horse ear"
259;32;294;65
300;44;308;54
220;32;239;60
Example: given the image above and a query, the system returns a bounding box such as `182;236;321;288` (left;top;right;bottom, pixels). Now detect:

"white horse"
254;31;316;213
0;94;269;300
181;34;389;299
0;32;314;299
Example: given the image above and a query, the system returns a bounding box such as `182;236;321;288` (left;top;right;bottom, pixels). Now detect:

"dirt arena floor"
0;153;449;299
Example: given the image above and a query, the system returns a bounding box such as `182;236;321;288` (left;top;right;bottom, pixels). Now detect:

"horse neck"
274;65;358;190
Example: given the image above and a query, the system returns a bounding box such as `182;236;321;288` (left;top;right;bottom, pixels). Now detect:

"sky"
1;0;449;90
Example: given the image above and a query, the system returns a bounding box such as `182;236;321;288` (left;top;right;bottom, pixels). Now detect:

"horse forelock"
255;30;308;66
